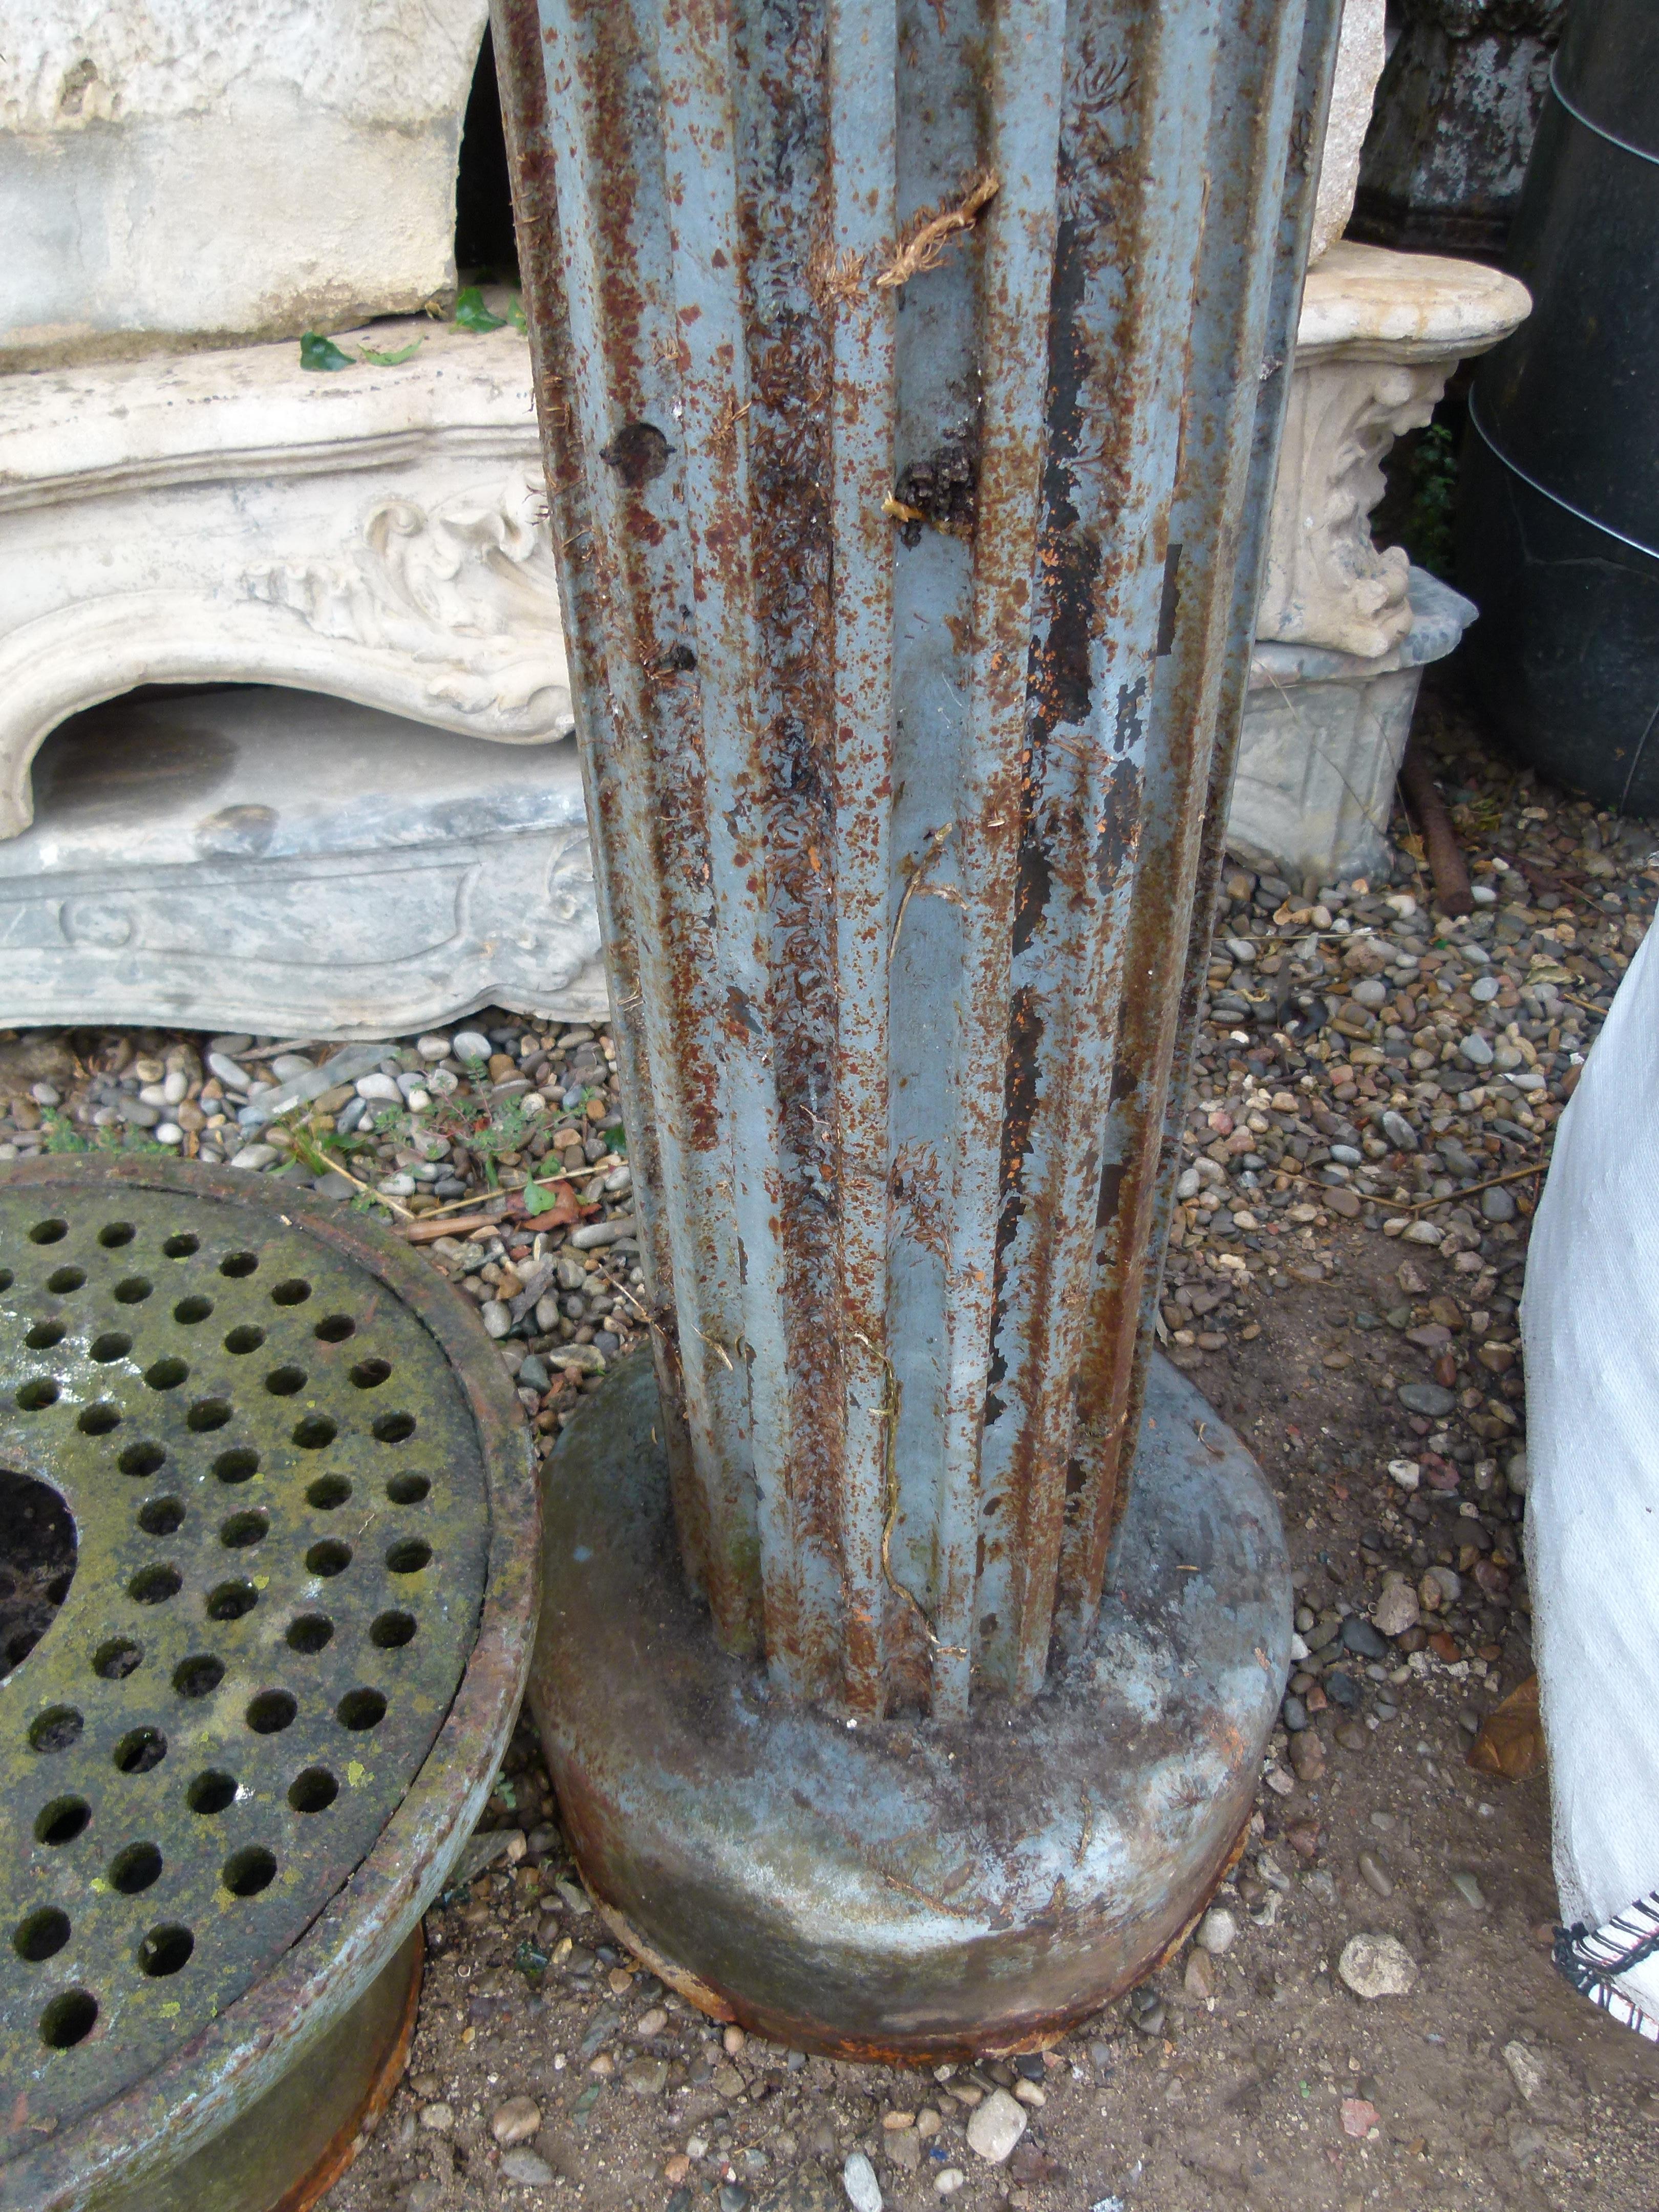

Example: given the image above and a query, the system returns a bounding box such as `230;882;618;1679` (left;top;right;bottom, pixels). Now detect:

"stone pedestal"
1232;565;1475;885
1257;242;1529;660
1227;241;1527;881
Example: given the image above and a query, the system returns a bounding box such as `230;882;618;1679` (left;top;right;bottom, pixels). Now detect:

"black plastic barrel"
1457;0;1659;811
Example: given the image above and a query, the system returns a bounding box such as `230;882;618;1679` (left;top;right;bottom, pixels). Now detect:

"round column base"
531;1351;1289;2059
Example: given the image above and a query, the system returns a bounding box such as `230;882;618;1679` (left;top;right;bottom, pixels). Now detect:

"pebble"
419;2101;454;2132
416;1033;452;1060
1372;1582;1421;1637
500;2147;557;2186
965;2089;1028;2164
1482;1185;1517;1221
1337;1931;1419;2000
1398;1381;1456;1418
1194;1905;1238;1956
480;1300;513;1339
1183;1948;1217;2002
452;1030;494;1062
934;2172;966;2197
842;2151;883;2212
1451;1871;1487;1910
491;2095;542;2145
356;1072;403;1103
229;1142;279;1172
1357;1848;1394;1899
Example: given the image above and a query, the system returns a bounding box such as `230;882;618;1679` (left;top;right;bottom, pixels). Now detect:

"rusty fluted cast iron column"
494;0;1342;2054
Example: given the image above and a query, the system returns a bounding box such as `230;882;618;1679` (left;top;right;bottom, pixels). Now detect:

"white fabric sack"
1522;919;1659;2038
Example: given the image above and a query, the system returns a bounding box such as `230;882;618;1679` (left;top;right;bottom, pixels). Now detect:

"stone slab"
0;686;605;1037
0;0;491;368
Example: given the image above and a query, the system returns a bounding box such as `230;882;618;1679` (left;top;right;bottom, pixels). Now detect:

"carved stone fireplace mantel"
0;314;572;843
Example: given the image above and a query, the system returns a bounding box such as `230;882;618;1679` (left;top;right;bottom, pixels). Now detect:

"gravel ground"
6;681;1659;2206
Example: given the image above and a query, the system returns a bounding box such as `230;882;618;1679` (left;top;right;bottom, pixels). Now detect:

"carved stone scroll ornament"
1256;241;1530;657
1259;352;1443;658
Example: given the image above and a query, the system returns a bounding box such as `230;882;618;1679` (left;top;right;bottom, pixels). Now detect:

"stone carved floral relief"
246;476;571;732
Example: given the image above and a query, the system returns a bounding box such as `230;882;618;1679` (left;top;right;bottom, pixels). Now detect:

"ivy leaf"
507;292;528;333
299;331;354;372
357;339;423;367
454;285;508;333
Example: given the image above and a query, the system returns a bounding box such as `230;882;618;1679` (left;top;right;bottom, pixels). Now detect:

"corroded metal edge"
531;1348;1289;2059
271;1929;424;2212
0;1160;538;2212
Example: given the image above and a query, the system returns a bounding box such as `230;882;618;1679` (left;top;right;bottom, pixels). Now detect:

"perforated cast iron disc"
0;1160;536;2212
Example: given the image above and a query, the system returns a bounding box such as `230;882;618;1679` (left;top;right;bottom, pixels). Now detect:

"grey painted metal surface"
494;0;1342;1720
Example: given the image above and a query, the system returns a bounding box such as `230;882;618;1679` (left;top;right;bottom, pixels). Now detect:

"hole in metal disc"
370;1610;417;1648
219;1511;268;1549
113;1277;153;1305
186;1399;232;1432
26;1321;66;1351
187;1770;237;1815
223;1326;265;1355
173;1294;214;1325
136;1498;184;1536
109;1841;163;1895
0;1470;77;1684
205;1580;257;1622
28;1219;68;1245
89;1332;132;1364
305;1540;351;1578
386;1473;430;1506
306;1475;351;1511
386;1539;433;1576
172;1654;224;1699
285;1613;333;1654
245;1689;297;1735
29;1705;83;1753
163;1233;199;1258
78;1403;121;1436
14;1906;71;1962
119;1441;165;1479
39;1988;98;2047
17;1378;60;1411
292;1416;337;1450
94;1638;143;1680
144;1357;188;1391
220;1252;258;1279
212;1448;259;1484
288;1767;338;1813
336;1687;387;1731
265;1366;306;1397
0;1268;11;1291
270;1279;311;1306
113;1726;167;1774
35;1796;91;1845
138;1924;194;1977
350;1358;392;1390
222;1846;277;1898
372;1412;416;1444
313;1315;355;1344
46;1266;86;1294
98;1222;136;1248
129;1564;181;1605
